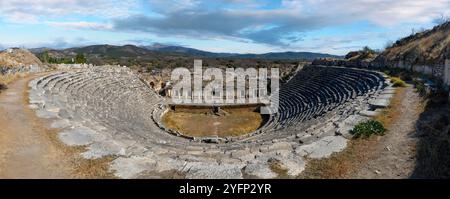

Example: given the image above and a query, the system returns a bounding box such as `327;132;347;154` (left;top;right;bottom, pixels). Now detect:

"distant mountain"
29;47;54;54
31;44;342;67
142;44;341;60
142;44;238;58
232;51;341;60
32;44;189;66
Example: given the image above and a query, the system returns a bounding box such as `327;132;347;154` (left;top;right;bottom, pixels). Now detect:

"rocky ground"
0;74;72;178
0;73;435;179
350;85;421;178
0;74;113;179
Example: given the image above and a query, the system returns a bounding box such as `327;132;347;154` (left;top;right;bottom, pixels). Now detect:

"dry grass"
390;77;406;87
385;29;450;64
0;73;25;85
297;87;405;178
298;137;379;179
269;159;290;178
162;108;263;137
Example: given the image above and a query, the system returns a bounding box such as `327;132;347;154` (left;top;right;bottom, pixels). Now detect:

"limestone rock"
58;127;98;146
110;156;157;179
182;162;244;179
295;136;347;159
243;163;278;179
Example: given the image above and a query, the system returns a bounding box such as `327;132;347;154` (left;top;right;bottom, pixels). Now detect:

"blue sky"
0;0;449;55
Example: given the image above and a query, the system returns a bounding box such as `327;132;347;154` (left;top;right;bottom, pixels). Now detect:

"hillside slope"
0;48;44;67
375;21;450;66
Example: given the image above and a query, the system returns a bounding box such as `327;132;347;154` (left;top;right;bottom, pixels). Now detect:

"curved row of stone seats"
27;65;389;179
264;65;384;132
31;65;384;154
32;67;222;153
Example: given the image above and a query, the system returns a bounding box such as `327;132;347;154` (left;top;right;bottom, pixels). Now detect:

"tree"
361;46;375;54
75;53;87;64
41;51;50;63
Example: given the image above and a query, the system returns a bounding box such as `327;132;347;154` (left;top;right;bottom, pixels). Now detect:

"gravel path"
0;74;73;178
351;85;421;178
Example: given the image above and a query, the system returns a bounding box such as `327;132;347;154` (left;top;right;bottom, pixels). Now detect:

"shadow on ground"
411;91;450;179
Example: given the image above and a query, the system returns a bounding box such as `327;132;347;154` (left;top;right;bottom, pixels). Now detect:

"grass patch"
350;120;386;138
390;77;406;87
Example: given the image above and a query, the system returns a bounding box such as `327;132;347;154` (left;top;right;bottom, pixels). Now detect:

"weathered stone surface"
50;119;71;129
359;110;379;117
28;104;39;109
110;156;157;179
154;157;186;173
58;127;98;146
336;115;369;138
235;151;262;163
378;94;394;99
182;162;244;179
27;65;389;179
295;136;347;159
270;154;306;176
44;104;60;113
82;141;126;159
243;163;277;179
369;98;390;108
35;109;59;119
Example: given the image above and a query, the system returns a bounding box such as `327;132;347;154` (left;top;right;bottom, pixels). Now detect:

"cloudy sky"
0;0;449;55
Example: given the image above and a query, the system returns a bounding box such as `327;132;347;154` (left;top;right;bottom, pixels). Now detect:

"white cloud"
47;21;112;30
1;0;449;53
118;0;450;46
0;0;138;23
303;0;450;26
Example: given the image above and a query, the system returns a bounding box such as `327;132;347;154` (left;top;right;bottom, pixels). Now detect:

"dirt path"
351;85;422;178
0;74;74;179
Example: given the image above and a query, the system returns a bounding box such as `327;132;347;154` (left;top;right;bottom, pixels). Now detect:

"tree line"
39;51;87;64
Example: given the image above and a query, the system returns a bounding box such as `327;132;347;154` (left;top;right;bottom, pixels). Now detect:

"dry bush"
390;77;406;87
0;73;23;85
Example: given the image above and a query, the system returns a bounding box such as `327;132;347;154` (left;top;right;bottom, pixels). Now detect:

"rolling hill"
142;43;341;60
374;21;450;66
32;44;341;64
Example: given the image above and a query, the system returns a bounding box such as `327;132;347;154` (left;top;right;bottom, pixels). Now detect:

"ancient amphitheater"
27;65;392;179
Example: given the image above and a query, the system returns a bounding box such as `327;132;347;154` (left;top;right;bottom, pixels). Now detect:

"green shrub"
350;120;386;138
390;77;406;87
